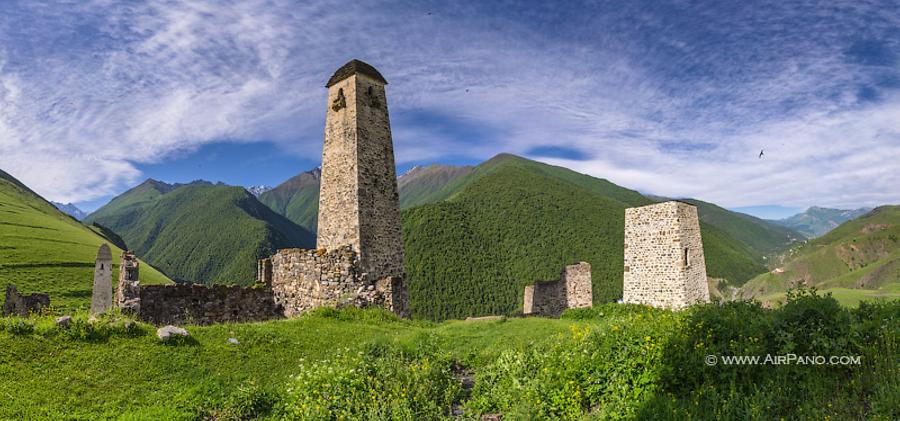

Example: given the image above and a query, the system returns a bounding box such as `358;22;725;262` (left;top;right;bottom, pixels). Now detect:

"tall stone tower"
623;201;710;310
317;59;404;281
91;243;113;315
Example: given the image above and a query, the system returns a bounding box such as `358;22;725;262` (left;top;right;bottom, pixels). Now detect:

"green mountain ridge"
253;153;799;319
257;168;321;234
0;169;172;311
742;205;900;305
398;154;785;319
86;181;314;285
772;206;873;238
398;164;474;208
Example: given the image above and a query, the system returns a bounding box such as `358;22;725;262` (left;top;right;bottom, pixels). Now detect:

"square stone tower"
317;59;405;281
623;201;710;310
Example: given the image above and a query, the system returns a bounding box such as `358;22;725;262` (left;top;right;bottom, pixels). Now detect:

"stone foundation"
3;284;50;317
523;262;592;317
137;284;281;326
267;246;409;318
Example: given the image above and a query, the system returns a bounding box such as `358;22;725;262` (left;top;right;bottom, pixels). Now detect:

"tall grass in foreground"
471;290;898;419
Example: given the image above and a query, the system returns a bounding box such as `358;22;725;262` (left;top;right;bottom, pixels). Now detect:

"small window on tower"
100;263;104;270
331;88;346;111
367;86;373;96
683;248;690;268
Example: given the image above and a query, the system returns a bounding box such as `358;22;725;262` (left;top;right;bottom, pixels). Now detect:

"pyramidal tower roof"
325;59;388;87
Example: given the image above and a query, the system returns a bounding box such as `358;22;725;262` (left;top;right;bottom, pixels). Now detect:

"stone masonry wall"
138;284;281;326
317;68;405;281
523;262;592;317
116;251;141;313
623;201;710;310
3;284;50;317
268;246;409;318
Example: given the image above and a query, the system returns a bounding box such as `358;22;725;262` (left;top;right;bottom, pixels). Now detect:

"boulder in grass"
55;315;72;328
156;325;189;342
227;337;240;345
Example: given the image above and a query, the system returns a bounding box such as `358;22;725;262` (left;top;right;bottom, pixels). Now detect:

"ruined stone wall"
116;251;141;313
523;262;592;317
623;201;710;310
3;285;50;317
318;68;404;281
268;246;408;318
137;284;281;326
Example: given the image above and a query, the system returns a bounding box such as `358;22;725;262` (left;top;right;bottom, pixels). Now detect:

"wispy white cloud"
0;0;897;210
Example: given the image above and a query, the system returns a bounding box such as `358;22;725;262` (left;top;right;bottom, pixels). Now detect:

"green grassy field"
1;293;896;420
0;309;584;419
0;173;172;312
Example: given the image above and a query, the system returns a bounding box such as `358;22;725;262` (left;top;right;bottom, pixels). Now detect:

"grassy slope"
88;184;314;285
742;205;900;305
0;299;895;419
402;155;768;320
0;171;172;312
0;310;583;419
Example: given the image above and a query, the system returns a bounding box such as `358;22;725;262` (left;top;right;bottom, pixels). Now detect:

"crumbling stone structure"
91;243;113;315
3;285;50;317
109;251;281;325
116;251;141;313
262;59;409;317
623;201;710;310
137;284;281;326
266;246;408;317
523;262;593;317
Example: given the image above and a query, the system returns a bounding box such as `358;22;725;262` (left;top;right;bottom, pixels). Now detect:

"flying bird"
758;149;764;159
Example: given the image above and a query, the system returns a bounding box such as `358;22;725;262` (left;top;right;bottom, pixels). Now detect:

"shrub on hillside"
468;291;899;419
0;312;147;341
278;342;461;420
469;306;681;419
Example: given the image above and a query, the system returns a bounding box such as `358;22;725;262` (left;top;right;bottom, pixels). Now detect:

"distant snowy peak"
246;185;273;197
51;202;87;220
400;165;423;179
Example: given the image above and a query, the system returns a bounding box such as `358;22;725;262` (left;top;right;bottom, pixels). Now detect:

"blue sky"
0;1;897;218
